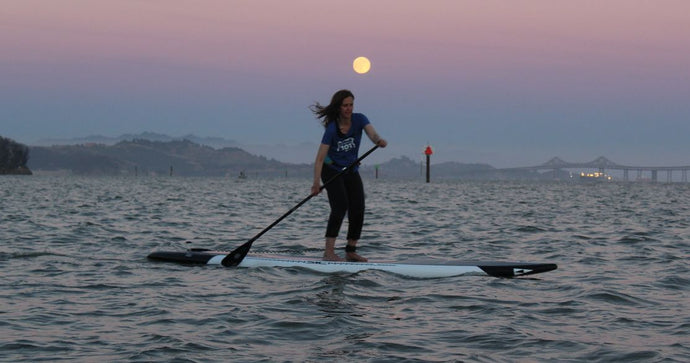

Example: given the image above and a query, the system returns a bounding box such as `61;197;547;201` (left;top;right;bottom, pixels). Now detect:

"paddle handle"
248;144;378;245
320;144;379;189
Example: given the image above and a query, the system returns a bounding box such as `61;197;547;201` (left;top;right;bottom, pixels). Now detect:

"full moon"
353;56;371;74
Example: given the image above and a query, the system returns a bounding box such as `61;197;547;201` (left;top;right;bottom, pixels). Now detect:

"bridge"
502;156;690;183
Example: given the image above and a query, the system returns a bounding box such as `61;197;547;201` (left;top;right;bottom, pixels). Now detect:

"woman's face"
339;96;354;120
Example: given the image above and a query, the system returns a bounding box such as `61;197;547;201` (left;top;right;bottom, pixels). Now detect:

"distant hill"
27;136;555;180
28;139;311;177
33;131;316;164
360;156;497;179
360;155;550;180
34;132;240;150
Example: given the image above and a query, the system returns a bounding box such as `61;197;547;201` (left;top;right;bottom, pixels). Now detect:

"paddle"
221;145;379;267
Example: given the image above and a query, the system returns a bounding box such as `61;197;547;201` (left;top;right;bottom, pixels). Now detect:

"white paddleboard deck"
148;249;557;278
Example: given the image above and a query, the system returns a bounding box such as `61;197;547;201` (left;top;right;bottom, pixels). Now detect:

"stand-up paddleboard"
147;249;557;278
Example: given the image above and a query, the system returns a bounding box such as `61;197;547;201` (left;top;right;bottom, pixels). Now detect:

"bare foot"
346;252;368;262
323;253;344;261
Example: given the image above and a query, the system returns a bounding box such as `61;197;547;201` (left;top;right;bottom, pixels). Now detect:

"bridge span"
502;156;689;183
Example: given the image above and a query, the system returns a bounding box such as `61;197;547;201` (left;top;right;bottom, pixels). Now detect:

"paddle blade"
221;241;252;267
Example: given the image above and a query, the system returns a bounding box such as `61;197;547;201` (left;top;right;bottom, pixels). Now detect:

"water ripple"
1;176;688;362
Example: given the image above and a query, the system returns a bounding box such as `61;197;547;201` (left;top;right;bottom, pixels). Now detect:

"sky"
2;0;689;167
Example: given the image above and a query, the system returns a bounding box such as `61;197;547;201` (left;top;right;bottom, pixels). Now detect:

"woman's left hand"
310;183;322;196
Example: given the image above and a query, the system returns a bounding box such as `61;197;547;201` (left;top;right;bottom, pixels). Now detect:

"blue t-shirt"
320;113;370;171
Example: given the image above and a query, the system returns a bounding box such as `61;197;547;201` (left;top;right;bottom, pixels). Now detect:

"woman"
310;89;387;262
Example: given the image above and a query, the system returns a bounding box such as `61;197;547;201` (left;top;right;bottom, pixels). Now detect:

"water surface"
1;176;688;361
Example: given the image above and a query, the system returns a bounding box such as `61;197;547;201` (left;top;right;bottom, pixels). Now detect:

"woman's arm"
364;124;387;147
311;143;330;195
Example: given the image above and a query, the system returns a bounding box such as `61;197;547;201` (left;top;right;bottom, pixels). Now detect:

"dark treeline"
0;136;31;174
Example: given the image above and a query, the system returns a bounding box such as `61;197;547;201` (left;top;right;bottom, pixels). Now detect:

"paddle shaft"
221;145;379;267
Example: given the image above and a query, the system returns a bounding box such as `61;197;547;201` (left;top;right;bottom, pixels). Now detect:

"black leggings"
321;166;365;240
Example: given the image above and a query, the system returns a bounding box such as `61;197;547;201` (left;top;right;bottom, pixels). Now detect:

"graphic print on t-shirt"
337;137;356;152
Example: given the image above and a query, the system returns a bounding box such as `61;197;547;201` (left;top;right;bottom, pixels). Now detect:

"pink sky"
2;0;689;166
